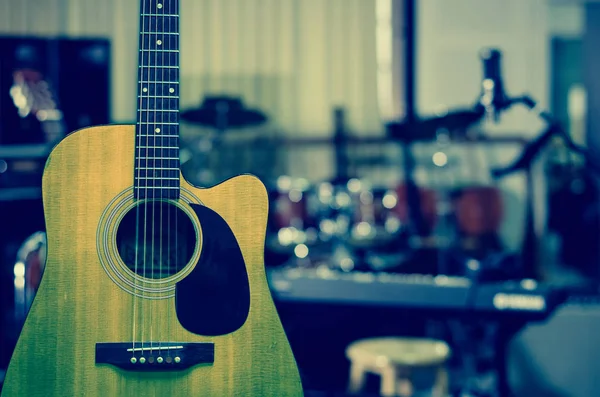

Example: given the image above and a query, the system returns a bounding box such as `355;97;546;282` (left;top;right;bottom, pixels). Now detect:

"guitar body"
1;125;303;397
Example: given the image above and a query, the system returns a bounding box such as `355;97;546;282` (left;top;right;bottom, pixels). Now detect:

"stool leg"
347;363;367;395
380;366;398;397
396;377;414;397
432;366;449;397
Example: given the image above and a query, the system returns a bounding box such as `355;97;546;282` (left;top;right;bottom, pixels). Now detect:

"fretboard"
134;0;180;200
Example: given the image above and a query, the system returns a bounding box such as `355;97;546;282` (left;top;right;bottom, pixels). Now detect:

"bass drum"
13;231;47;325
451;185;503;236
450;185;505;257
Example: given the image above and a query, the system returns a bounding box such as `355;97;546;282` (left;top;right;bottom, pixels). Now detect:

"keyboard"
268;266;566;320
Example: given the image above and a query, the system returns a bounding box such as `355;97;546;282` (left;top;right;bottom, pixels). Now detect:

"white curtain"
0;0;382;137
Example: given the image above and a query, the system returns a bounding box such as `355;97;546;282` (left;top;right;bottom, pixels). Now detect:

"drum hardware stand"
446;250;526;397
333;107;350;184
386;107;486;276
180;95;268;186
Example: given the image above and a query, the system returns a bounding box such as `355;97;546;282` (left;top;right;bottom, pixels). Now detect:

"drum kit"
265;168;507;273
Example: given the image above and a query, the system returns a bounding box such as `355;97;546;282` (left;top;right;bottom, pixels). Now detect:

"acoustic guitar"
1;1;303;395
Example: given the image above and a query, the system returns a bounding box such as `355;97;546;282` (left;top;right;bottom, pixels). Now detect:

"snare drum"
267;176;324;250
268;176;314;230
391;183;439;234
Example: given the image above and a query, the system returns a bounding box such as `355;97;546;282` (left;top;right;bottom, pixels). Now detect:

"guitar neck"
134;0;180;200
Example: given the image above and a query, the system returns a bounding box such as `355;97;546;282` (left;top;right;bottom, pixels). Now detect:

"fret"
137;121;179;125
137;112;179;123
139;51;178;67
136;167;179;172
136;133;179;138
138;64;179;80
138;84;179;98
135;133;179;138
136;123;178;131
135;158;180;168
135;182;179;189
135;173;179;180
136;167;179;170
141;32;179;35
136;187;179;194
140;33;179;51
136;176;180;181
135;167;179;174
138;109;179;113
135;186;179;200
134;148;179;157
140;49;179;53
139;65;179;69
135;136;179;146
136;188;180;194
139;0;179;14
138;95;176;99
136;185;179;189
136;157;179;161
135;143;179;149
139;81;179;85
141;13;179;17
140;16;179;33
135;180;179;186
135;125;178;136
136;145;179;150
138;97;179;110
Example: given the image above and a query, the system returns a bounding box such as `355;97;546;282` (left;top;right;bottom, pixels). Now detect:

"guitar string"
174;0;179;359
157;0;167;357
132;0;149;360
142;0;152;358
167;0;178;357
161;0;176;361
149;0;162;356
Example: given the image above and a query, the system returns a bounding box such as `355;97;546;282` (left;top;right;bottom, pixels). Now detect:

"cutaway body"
1;125;302;397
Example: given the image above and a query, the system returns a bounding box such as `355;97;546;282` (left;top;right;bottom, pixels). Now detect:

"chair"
346;337;451;397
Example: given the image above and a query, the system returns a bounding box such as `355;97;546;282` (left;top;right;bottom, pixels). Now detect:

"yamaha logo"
493;293;546;311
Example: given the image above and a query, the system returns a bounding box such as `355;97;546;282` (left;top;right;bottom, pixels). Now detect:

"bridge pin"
139;357;146;364
174;356;181;363
157;357;164;364
130;357;137;364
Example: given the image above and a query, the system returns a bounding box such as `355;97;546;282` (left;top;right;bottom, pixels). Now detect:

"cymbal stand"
186;102;231;186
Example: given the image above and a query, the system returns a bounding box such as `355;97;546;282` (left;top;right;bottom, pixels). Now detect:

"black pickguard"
175;204;250;336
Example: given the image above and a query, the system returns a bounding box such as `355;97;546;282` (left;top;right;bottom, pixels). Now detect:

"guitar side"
1;125;303;397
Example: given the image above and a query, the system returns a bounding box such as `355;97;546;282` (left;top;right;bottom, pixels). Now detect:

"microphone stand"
490;94;600;278
492;94;599;178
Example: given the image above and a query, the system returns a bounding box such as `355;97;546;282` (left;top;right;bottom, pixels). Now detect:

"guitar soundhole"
116;200;197;279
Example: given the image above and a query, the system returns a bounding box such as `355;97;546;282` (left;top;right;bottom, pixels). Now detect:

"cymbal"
386;107;485;143
180;95;268;130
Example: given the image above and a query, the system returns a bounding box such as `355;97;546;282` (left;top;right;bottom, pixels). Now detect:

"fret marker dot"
155;128;161;133
142;87;148;93
157;4;163;9
169;88;175;93
157;40;162;46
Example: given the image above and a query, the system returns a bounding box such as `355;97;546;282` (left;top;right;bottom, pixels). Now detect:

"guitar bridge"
95;342;214;371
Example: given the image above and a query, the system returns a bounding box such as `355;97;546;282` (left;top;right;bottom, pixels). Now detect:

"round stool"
346;337;451;397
